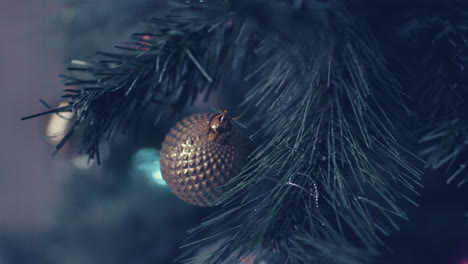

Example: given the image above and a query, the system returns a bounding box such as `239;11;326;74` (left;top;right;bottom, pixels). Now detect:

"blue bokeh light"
131;148;167;186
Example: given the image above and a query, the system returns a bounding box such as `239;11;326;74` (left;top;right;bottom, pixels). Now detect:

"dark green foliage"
394;0;468;187
23;1;233;163
179;2;422;263
22;0;468;263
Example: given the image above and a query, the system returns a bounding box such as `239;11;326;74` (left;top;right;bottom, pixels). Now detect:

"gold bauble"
160;112;250;206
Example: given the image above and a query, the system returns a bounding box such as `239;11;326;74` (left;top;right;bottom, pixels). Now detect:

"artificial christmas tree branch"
26;1;468;264
388;0;468;187
170;1;422;263
23;1;234;163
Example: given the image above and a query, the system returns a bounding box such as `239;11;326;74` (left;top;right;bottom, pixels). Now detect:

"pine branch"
23;1;423;263
23;1;234;163
180;1;422;263
398;0;468;187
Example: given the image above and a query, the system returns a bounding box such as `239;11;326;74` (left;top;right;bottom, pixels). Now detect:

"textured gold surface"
160;113;250;207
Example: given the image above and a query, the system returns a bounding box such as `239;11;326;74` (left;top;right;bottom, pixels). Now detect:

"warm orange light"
45;101;74;146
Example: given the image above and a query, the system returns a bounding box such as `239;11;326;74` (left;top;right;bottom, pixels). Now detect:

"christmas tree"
19;0;468;263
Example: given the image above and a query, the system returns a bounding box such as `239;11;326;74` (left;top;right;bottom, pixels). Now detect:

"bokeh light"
45;101;74;146
130;148;167;186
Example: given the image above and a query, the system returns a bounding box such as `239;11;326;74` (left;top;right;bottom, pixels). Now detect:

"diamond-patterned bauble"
160;113;250;206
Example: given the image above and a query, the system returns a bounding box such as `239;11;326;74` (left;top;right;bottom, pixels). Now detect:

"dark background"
0;0;64;234
0;1;467;264
0;0;145;233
